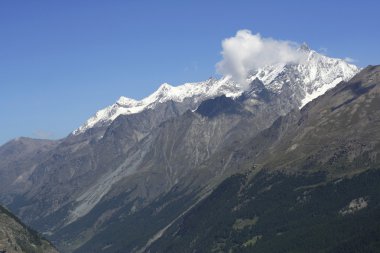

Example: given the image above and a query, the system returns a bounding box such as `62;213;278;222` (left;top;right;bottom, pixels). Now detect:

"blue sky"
1;0;379;144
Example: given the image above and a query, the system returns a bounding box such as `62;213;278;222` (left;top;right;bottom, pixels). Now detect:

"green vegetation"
148;169;380;253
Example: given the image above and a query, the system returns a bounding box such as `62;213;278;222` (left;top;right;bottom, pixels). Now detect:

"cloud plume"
216;29;306;87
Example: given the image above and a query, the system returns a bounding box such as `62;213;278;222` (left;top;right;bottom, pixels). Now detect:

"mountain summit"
73;47;358;135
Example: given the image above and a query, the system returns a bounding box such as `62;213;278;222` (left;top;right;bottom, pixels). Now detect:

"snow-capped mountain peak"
116;97;139;106
72;77;242;135
73;47;359;135
248;48;359;107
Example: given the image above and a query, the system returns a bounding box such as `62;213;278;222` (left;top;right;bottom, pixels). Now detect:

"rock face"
146;65;380;253
0;205;58;253
0;49;360;253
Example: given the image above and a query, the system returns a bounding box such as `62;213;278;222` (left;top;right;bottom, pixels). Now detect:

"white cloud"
344;57;356;63
216;29;306;87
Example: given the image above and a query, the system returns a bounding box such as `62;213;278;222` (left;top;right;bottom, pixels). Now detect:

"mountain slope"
0;204;58;253
146;65;380;253
247;64;380;174
54;63;364;252
149;170;380;253
7;101;185;226
0;138;59;203
0;48;359;253
34;80;295;252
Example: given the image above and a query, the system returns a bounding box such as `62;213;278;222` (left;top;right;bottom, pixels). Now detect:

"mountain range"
2;46;379;253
